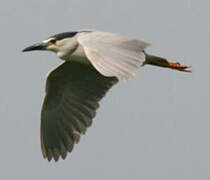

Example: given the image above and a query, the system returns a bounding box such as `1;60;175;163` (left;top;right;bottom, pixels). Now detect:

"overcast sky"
0;0;210;179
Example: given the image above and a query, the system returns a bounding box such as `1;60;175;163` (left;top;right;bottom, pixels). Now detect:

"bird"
22;30;191;162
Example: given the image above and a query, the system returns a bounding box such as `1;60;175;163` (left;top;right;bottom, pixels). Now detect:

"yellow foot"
168;61;192;72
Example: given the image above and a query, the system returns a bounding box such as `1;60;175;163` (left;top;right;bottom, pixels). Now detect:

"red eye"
50;39;57;44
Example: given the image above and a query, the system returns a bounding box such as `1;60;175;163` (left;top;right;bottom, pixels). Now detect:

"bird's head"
22;32;80;59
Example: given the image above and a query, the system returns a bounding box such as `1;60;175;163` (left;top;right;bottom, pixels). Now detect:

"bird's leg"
144;53;191;72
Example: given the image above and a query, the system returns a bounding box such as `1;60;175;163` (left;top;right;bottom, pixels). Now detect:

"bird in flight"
22;30;191;161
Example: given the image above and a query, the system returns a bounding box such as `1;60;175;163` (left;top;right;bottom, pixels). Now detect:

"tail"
144;53;191;72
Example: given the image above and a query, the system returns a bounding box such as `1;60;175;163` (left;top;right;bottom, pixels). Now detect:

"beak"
22;42;48;52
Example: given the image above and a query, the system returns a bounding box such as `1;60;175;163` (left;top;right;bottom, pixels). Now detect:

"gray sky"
1;0;209;179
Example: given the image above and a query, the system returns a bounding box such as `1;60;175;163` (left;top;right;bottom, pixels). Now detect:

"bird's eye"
50;39;57;44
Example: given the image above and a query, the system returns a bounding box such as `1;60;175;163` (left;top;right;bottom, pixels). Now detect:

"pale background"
0;0;209;179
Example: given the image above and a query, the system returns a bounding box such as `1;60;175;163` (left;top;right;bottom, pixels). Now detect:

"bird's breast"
58;44;90;65
70;44;90;64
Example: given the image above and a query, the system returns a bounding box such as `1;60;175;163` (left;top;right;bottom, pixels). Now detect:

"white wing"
77;31;151;80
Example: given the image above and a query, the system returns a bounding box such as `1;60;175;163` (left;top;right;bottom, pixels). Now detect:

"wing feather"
77;31;150;79
41;61;118;161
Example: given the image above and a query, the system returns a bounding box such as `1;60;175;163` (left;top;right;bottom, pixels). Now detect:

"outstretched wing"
77;31;150;80
41;61;118;161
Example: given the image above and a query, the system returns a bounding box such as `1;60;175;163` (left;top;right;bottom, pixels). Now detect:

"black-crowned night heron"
22;30;191;161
